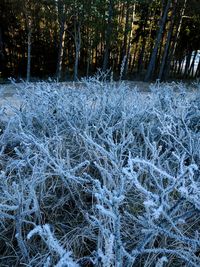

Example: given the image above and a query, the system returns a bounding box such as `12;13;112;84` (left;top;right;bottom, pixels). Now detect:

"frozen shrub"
0;79;199;266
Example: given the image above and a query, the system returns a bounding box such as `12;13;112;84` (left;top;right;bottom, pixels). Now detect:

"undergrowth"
0;78;200;266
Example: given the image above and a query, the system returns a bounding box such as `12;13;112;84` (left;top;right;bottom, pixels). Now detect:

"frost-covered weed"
0;80;200;266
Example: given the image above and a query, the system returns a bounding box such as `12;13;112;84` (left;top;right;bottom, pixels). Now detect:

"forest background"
0;0;200;82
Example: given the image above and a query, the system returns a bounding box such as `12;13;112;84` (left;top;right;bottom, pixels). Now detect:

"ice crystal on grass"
28;224;79;267
0;79;200;266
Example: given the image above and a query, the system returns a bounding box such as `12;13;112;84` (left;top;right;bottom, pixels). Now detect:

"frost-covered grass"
0;79;200;266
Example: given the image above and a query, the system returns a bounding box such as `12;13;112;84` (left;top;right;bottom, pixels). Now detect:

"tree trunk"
184;50;192;78
195;57;200;78
74;22;81;81
137;7;149;76
124;4;136;76
188;50;197;77
24;0;32;82
0;26;5;73
177;58;184;76
57;25;66;81
158;0;177;81
56;2;66;81
120;1;130;67
26;29;31;82
137;38;146;76
171;59;178;76
86;28;91;77
164;0;187;79
102;0;114;72
144;0;171;81
131;42;138;72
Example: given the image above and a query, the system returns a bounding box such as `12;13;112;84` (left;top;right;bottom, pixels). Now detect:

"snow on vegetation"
0;78;200;266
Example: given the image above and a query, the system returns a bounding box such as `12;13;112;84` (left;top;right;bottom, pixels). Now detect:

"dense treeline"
0;0;200;81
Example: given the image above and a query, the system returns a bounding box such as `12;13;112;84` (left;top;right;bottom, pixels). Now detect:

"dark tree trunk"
0;26;5;73
27;29;31;82
74;22;81;81
188;50;197;77
144;0;171;81
158;0;177;81
131;42;139;72
137;38;146;76
86;28;91;77
124;4;135;76
137;5;149;77
120;1;130;66
177;58;184;76
195;57;200;78
102;0;114;72
171;59;178;76
24;0;32;82
184;50;192;78
164;0;187;79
